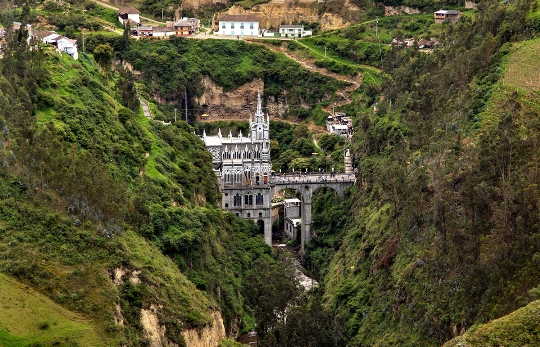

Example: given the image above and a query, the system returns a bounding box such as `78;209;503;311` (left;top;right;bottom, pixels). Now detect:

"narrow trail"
90;0;165;25
253;41;362;114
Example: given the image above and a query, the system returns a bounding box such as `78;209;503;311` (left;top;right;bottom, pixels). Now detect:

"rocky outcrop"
212;0;362;31
182;311;227;347
140;306;226;347
383;5;421;16
181;0;229;10
195;76;291;118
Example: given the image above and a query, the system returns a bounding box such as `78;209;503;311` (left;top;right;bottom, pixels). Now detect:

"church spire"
255;91;264;123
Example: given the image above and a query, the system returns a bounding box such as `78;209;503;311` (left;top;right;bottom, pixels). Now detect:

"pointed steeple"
203;129;207;137
254;91;264;123
218;128;222;138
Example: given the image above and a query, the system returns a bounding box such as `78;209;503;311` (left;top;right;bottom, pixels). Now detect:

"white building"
216;14;259;37
118;6;141;26
284;198;301;239
57;37;78;60
279;24;306;38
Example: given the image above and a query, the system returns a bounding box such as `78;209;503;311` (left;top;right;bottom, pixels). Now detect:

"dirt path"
252;41;362;114
90;0;165;25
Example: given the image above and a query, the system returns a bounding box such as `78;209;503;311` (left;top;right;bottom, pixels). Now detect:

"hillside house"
33;30;78;60
118;6;141;25
391;37;415;48
57;37;78;59
152;26;175;37
434;10;462;24
278;24;312;38
137;26;153;36
217;14;259;37
173;18;200;36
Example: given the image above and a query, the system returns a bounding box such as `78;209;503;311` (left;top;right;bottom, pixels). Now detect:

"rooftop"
118;6;141;15
218;14;259;22
279;25;303;29
435;10;460;14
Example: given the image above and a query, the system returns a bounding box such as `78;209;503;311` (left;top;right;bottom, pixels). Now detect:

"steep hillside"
307;0;540;345
0;26;274;345
443;298;540;347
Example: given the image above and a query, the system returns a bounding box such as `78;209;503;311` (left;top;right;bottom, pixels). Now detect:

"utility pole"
174;108;177;122
184;90;188;123
82;30;85;53
376;16;383;68
162;9;164;20
324;45;326;59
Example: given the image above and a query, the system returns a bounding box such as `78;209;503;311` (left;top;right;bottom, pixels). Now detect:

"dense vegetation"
0;20;279;345
306;0;540;345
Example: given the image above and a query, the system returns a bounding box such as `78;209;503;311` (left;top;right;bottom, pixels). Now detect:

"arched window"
234;194;242;206
256;193;263;205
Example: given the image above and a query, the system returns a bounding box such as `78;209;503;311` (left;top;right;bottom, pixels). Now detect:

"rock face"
195;76;291;118
210;0;362;31
181;0;229;10
182;311;227;347
383;5;421;16
140;306;226;347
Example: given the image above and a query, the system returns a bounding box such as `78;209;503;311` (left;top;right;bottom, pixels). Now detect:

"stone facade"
202;93;274;243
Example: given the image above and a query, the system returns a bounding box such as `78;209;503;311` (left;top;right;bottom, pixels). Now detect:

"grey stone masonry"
202;93;355;249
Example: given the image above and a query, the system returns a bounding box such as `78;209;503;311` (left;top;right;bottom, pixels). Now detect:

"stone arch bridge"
220;173;355;250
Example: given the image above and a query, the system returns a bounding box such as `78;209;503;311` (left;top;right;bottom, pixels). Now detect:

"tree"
244;257;301;339
93;43;114;73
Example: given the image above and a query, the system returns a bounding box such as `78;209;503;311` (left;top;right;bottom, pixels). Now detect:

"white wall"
217;21;259;36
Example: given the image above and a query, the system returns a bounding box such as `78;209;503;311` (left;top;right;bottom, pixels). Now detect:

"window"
222;24;225;29
231;23;235;29
250;23;254;29
240;23;244;29
234;194;241;206
231;30;234;36
256;193;263;205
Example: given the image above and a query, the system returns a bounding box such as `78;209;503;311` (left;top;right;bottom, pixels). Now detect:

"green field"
0;273;104;347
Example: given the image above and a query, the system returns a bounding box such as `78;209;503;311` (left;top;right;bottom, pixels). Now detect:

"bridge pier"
264;216;272;245
301;189;312;253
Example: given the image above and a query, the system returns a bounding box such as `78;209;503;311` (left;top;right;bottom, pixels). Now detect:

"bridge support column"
264;216;272;246
301;191;312;253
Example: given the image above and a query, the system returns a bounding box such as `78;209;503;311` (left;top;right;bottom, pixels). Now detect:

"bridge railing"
220;174;356;188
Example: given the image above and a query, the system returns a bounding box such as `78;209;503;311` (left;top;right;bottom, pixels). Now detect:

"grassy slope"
0;273;102;347
0;51;223;345
443;299;540;347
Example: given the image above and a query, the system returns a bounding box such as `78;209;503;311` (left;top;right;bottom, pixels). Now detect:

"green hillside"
443;299;540;347
0;23;276;345
0;273;103;347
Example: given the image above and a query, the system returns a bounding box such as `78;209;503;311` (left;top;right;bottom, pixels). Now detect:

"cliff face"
182;312;227;347
202;0;362;31
140;306;226;347
195;76;291;118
